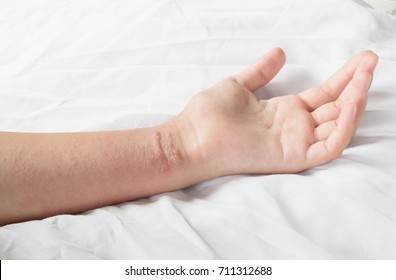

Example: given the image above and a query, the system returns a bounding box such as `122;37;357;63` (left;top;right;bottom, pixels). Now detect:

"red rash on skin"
151;131;182;173
164;131;182;163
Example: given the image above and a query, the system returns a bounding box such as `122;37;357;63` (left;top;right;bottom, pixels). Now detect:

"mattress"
1;0;396;259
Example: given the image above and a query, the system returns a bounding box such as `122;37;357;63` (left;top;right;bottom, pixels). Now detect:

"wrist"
155;115;215;187
143;119;200;192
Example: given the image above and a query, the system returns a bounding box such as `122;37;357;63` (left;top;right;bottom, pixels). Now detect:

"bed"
1;0;396;259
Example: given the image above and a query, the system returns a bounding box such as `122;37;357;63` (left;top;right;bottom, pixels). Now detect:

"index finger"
299;50;377;111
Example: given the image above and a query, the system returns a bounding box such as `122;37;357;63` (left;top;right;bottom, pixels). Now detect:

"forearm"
0;120;205;225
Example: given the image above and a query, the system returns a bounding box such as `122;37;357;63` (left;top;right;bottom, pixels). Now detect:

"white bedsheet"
1;0;396;259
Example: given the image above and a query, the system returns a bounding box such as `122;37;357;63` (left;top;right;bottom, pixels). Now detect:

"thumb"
233;47;286;92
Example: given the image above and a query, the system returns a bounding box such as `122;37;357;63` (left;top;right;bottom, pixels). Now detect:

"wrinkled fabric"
1;0;396;259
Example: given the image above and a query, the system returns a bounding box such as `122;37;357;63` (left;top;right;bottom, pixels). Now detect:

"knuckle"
252;64;269;84
319;83;335;99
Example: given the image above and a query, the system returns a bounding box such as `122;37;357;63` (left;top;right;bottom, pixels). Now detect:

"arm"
0;48;378;225
0;123;203;225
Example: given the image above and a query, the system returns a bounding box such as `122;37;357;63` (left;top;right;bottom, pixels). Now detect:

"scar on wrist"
151;131;182;173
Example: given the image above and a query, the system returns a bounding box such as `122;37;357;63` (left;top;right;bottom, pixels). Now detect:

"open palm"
178;48;378;175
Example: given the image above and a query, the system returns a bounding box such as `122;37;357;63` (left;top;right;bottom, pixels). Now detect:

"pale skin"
0;48;378;225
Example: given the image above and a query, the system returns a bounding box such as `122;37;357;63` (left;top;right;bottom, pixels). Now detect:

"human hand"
0;48;378;224
175;48;378;176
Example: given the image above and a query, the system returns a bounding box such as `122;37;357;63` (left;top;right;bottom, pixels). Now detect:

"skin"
0;48;378;225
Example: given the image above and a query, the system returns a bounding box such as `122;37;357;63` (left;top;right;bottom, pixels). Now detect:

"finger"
311;101;341;126
233;47;286;92
314;120;337;142
312;71;370;132
306;68;373;167
311;66;373;126
349;71;372;130
299;50;377;111
306;104;356;168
